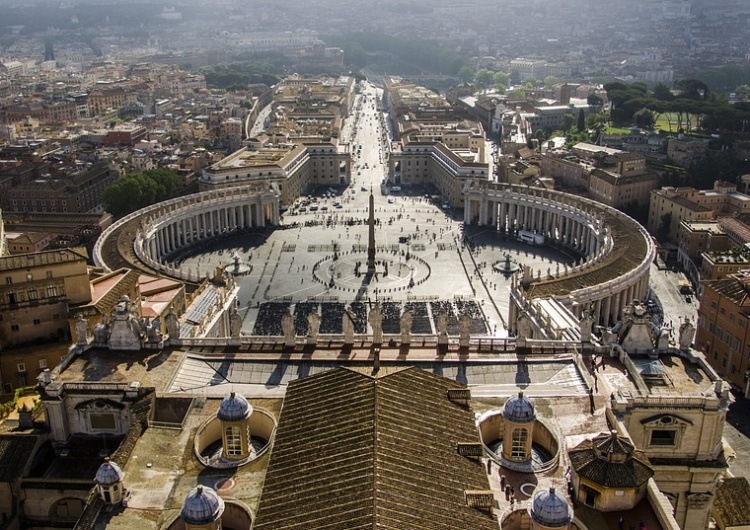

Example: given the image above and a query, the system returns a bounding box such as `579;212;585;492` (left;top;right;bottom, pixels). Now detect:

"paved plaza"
175;85;577;338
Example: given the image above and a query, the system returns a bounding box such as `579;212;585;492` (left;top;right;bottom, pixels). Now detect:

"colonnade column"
603;296;612;327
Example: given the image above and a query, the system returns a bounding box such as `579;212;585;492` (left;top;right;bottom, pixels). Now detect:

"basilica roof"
252;367;497;530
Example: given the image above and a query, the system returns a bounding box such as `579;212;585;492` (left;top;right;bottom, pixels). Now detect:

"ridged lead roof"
529;487;572;528
217;391;252;422
503;391;536;423
181;485;225;525
95;458;125;486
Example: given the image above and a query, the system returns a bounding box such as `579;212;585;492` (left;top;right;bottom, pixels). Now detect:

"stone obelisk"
367;187;376;273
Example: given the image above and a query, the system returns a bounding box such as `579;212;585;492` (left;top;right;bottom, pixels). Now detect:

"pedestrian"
500;473;506;489
510;486;514;499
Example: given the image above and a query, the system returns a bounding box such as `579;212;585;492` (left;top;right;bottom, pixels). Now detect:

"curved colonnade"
464;181;655;328
93;186;280;281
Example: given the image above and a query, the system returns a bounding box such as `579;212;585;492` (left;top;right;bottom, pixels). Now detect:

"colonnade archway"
464;182;655;329
94;186;280;282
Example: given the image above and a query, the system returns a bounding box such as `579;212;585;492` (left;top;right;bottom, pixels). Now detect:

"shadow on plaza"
727;388;750;437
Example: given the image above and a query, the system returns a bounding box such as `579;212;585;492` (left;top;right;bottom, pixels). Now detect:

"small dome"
95;458;124;486
503;391;536;423
181;485;225;525
217;392;252;422
529;487;573;528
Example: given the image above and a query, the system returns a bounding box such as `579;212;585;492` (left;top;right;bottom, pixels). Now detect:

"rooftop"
253;367;498;530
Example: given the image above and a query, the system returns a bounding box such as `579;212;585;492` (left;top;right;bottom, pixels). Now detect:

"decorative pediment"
686;492;712;509
640;413;693;427
75;398;126;412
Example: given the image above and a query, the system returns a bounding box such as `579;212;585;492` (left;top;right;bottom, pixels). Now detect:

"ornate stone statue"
679;316;695;351
165;310;180;341
281;308;295;347
400;309;413;345
580;310;594;342
458;313;471;347
75;314;88;346
437;312;448;345
307;312;321;344
147;319;162;343
368;303;383;344
93;315;109;345
516;313;531;340
342;305;355;344
229;307;242;339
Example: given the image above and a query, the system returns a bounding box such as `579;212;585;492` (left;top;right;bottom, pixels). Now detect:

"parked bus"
517;229;545;245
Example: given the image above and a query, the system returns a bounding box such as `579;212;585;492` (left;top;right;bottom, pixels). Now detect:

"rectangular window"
39;359;47;369
28;289;38;300
10;324;19;332
4;277;11;285
90;413;117;430
225;426;242;456
17;363;26;372
33;319;41;325
3;383;12;395
47;285;58;298
650;430;677;446
46;271;53;279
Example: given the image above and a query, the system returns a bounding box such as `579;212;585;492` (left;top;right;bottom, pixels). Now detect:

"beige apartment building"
199;142;350;205
588;169;660;210
700;248;750;280
0;247;91;349
648;181;750;242
697;270;750;388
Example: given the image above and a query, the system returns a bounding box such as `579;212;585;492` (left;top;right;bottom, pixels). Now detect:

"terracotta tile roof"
0;434;39;482
703;277;750;307
0;247;88;272
714;477;750;527
253;367;497;530
568;434;653;489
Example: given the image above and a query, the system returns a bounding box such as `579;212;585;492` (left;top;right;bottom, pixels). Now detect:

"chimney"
464;490;496;511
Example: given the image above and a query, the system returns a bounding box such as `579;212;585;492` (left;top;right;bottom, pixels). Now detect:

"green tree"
587;94;603;108
102;169;180;218
560;113;576;132
493;71;510;87
633;108;655;129
577;108;585;133
657;213;672;242
474;69;495;88
544;76;558;88
653;82;674;101
458;65;475;82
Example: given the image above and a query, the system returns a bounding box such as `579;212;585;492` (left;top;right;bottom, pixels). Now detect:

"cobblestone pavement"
177;86;574;337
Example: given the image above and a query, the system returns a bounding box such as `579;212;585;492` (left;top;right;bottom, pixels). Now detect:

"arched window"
511;428;528;460
225;425;242;456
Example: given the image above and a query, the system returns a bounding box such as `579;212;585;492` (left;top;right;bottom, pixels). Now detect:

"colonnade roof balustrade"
93;185;278;278
465;181;655;301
